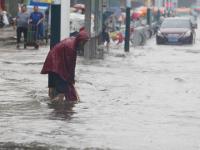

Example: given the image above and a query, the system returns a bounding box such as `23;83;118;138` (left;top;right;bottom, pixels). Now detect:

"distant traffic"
156;7;198;45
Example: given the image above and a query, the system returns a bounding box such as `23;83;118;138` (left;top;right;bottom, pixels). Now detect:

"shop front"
0;0;5;10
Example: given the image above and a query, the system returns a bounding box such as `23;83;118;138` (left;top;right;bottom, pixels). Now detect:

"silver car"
156;17;196;45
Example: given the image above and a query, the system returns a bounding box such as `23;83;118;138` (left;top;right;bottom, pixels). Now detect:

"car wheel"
156;40;161;45
156;37;162;45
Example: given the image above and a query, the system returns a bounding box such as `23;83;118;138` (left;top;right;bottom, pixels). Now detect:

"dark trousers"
32;23;44;40
102;32;110;43
48;72;68;94
17;27;27;44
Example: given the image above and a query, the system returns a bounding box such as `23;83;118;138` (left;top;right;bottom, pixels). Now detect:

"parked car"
156;17;196;45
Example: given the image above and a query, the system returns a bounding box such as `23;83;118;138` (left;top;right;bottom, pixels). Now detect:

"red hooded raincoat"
41;30;89;101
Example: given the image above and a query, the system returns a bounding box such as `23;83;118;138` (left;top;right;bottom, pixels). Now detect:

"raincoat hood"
75;27;90;43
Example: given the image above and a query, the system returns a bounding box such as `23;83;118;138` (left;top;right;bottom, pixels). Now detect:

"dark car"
156;17;196;45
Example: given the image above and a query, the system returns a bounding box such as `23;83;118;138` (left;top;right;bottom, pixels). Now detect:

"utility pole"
50;3;60;49
50;0;70;48
124;0;131;52
147;0;151;7
167;0;169;16
84;0;103;59
60;0;70;40
146;0;152;27
84;0;92;59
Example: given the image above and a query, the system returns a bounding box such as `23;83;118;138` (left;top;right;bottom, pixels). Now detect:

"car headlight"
157;30;163;37
183;31;191;37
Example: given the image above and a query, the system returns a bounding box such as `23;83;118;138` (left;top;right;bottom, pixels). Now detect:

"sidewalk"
0;27;16;41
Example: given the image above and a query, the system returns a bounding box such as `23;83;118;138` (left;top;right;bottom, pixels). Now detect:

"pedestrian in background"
16;5;29;49
102;24;110;51
29;5;44;41
0;7;9;27
41;27;89;103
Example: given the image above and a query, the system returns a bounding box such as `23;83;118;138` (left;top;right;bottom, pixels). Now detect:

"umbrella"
132;12;141;20
139;6;147;16
73;4;85;10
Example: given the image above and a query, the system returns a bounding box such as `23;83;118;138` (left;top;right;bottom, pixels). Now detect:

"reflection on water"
48;102;76;120
0;142;64;150
0;142;113;150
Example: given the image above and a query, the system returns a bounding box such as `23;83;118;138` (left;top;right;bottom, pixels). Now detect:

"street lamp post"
84;0;103;59
147;0;152;26
84;0;92;59
50;0;70;48
50;3;61;49
124;0;131;52
60;0;70;40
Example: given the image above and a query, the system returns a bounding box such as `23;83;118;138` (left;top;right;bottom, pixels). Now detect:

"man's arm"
37;12;44;25
29;13;33;24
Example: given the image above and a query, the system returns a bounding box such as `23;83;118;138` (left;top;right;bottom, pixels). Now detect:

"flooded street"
1;27;200;150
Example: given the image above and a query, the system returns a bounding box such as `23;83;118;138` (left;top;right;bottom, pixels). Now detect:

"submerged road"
0;25;200;150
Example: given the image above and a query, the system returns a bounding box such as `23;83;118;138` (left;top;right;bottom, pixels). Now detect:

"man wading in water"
41;28;89;103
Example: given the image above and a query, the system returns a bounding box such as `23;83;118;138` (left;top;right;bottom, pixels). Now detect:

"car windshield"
176;12;190;17
161;19;191;28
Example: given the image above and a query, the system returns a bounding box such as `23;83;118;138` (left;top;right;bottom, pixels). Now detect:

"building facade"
1;0;28;16
177;0;196;7
154;0;178;9
0;0;5;10
5;0;19;16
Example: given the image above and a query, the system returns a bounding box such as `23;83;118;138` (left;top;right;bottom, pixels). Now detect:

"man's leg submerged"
48;72;56;99
16;27;22;48
52;93;65;102
23;27;28;44
49;87;55;99
53;74;68;102
48;72;67;102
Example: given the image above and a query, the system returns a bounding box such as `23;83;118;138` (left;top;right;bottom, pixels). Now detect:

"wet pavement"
0;25;200;150
0;27;16;40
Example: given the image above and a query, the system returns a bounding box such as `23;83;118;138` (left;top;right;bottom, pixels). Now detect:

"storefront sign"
165;2;173;8
52;0;61;4
32;0;52;4
126;0;131;8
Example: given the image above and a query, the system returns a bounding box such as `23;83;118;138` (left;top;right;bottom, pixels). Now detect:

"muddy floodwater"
1;28;200;150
